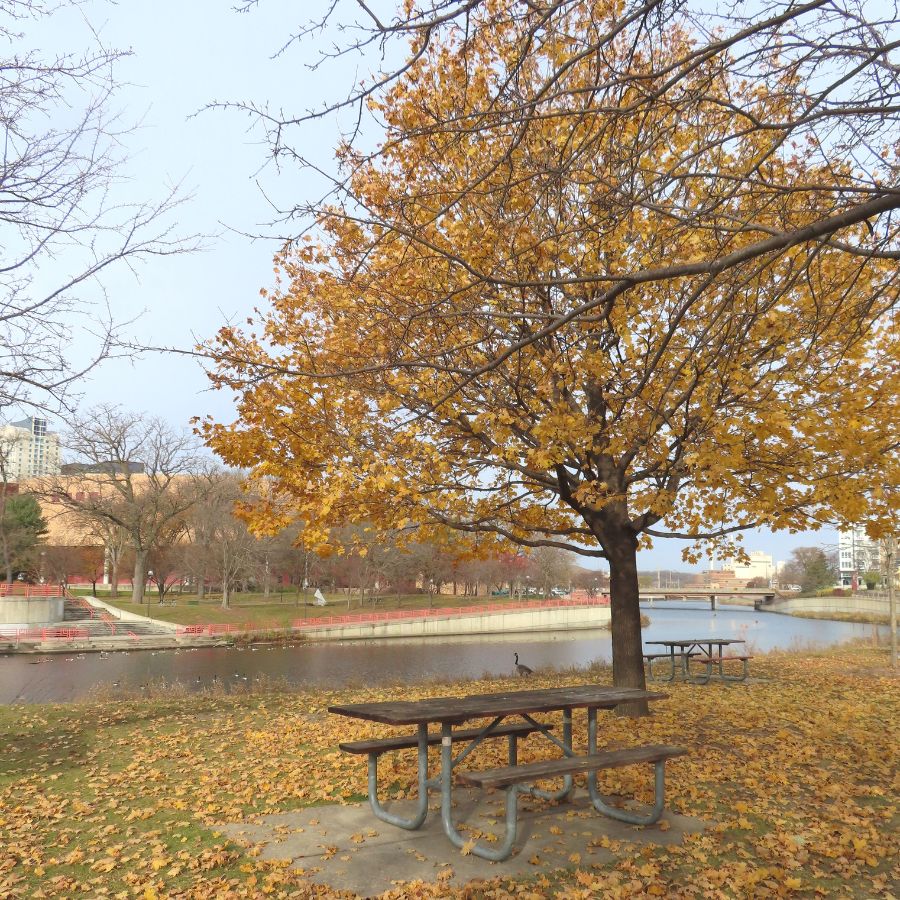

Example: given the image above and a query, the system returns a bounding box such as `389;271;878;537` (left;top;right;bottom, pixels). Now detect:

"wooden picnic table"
330;684;686;861
644;638;751;683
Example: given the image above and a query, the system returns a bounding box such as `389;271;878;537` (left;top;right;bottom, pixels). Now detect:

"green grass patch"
103;590;562;627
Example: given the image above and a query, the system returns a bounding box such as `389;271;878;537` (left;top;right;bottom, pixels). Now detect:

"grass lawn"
101;591;557;627
0;645;896;898
790;610;890;625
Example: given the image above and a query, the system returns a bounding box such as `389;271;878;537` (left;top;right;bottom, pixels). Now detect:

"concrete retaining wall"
298;604;611;641
771;595;890;617
0;596;65;626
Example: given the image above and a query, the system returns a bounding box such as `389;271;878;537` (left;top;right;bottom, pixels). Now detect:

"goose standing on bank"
514;653;534;676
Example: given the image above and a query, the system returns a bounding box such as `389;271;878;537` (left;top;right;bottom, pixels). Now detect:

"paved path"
220;788;706;896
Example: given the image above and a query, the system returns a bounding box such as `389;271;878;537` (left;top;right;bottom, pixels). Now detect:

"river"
0;601;884;703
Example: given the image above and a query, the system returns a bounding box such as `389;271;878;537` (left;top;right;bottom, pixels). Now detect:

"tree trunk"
0;528;11;583
107;546;121;598
221;580;230;609
132;550;147;605
0;483;10;584
604;527;649;716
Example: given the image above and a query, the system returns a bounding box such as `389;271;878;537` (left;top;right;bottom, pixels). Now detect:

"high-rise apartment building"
0;417;61;480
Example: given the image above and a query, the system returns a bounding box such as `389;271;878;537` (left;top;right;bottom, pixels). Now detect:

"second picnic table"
330;684;687;861
644;638;752;683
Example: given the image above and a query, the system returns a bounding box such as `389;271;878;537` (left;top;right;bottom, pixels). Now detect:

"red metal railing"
0;584;65;597
70;596;100;618
0;626;90;641
175;621;291;636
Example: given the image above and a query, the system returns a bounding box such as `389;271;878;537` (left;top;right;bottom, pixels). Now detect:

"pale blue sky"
28;0;838;571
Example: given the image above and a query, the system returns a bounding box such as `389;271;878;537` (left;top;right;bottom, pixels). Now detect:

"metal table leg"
586;707;667;825
439;721;519;861
366;722;429;830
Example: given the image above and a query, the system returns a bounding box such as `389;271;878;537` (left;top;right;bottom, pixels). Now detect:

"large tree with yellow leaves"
204;0;899;700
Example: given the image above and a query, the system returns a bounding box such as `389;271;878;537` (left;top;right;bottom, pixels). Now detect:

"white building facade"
717;550;776;585
0;417;61;480
838;526;881;588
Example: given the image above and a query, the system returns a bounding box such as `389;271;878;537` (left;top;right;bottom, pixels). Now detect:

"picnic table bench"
330;685;687;861
642;650;700;680
339;721;552;757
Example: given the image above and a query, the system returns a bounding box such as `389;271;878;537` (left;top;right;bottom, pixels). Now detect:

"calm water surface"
0;601;884;703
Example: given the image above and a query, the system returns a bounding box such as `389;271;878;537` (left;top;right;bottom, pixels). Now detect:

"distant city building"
0;417;61;480
838;526;881;588
60;461;146;475
713;550;775;586
699;569;746;590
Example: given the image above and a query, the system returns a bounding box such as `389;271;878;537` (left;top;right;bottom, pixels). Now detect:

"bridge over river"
639;588;780;610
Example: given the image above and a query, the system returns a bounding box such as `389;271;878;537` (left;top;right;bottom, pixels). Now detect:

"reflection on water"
0;601;884;704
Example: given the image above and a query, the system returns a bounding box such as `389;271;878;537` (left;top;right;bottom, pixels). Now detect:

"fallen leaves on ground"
0;645;896;898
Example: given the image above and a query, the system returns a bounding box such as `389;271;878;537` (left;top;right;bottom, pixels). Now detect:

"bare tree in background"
182;471;229;599
265;524;320;602
40;544;85;588
0;447;15;582
147;524;189;602
70;512;130;597
36;406;208;604
0;0;197;414
529;546;575;598
184;471;258;609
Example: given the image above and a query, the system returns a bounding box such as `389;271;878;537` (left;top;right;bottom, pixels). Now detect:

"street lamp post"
146;569;153;620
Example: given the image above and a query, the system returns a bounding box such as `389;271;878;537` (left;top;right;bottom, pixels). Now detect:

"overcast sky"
27;0;838;571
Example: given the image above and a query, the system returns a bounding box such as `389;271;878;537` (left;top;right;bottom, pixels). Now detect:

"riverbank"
283;601;611;641
1;597;613;654
765;593;892;622
789;610;891;625
100;591;570;627
0;645;895;898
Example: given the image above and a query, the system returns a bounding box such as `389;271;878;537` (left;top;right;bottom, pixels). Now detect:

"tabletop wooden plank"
645;638;745;647
328;685;667;725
